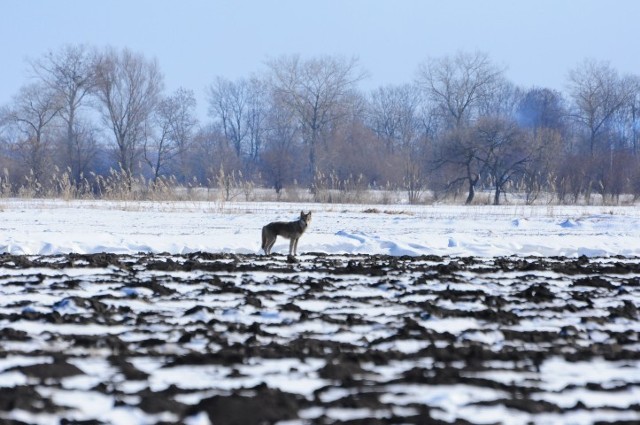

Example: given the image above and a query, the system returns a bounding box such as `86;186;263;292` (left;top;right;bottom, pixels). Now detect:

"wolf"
261;211;312;256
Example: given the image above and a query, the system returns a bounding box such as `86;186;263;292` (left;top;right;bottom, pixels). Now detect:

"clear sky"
2;0;639;119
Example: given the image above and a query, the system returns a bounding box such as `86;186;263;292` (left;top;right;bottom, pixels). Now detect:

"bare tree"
434;126;482;204
324;116;390;188
190;123;242;187
93;47;163;180
368;84;422;153
479;79;521;119
207;77;250;158
3;83;62;188
367;84;430;202
607;75;640;155
207;76;269;178
260;92;302;195
144;88;197;183
474;117;531;205
567;59;635;156
266;54;366;182
629;77;640;155
519;127;564;204
417;51;504;129
245;77;268;170
30;44;97;183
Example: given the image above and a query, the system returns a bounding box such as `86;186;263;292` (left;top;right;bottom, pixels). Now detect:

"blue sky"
2;0;639;119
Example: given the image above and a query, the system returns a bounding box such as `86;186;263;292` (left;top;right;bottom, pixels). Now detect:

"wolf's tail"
260;226;266;251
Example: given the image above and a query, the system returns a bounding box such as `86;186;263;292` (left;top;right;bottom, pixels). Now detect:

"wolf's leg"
267;237;276;255
288;238;295;256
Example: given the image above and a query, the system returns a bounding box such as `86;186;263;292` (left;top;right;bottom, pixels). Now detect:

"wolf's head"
300;211;312;225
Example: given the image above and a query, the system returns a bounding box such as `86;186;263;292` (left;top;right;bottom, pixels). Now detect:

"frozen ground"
0;199;639;257
0;253;638;424
0;199;638;424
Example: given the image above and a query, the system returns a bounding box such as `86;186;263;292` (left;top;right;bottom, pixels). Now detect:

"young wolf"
261;211;312;256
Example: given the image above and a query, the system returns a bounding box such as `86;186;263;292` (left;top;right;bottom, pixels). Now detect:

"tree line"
1;44;639;204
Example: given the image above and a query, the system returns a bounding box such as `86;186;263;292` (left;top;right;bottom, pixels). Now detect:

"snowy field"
0;199;638;424
1;198;640;257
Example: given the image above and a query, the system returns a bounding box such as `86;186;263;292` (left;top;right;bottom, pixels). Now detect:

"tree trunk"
465;171;479;205
494;186;501;205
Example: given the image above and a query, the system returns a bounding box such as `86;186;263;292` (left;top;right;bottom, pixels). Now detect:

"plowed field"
0;253;639;424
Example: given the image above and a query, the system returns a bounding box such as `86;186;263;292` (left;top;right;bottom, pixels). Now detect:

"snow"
0;198;639;424
0;198;639;257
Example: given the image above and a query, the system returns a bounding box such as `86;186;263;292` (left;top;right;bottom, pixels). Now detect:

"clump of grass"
363;208;414;216
0;166;637;209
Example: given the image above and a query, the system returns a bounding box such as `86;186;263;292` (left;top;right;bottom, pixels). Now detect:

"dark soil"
0;253;638;424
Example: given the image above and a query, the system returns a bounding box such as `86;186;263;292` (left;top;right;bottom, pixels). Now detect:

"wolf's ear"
300;210;304;217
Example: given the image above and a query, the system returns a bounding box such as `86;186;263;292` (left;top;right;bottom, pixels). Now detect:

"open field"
0;200;639;424
0;253;638;424
1;199;640;257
